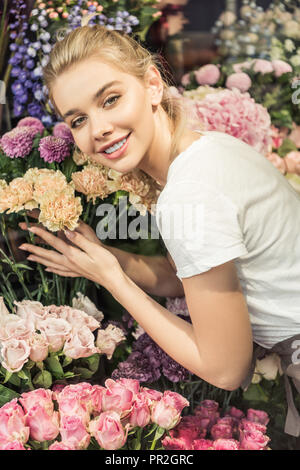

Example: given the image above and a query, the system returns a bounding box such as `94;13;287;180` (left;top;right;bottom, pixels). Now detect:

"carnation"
32;171;68;204
38;187;82;231
72;165;114;203
0;177;37;214
0;126;37;158
111;351;161;383
38;135;70;163
17;116;45;135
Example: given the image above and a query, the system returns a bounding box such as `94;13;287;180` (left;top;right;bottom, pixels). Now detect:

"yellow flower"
38;187;82;231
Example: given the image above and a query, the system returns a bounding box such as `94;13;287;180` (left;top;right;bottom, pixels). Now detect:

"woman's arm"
108;259;253;391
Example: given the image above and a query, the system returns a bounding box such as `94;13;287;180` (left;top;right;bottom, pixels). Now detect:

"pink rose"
252;59;273;74
102;379;135;417
239;429;270;450
49;441;75;450
272;60;293;77
211;422;233;440
90;385;106;417
96;324;125;359
213;438;240;450
193;438;214;450
238;418;267;435
38;317;72;352
161;436;190;450
59;415;90;450
194;400;220;428
225;406;245;421
266;152;286;174
14;300;46;326
20;389;54;415
51;383;66;401
247;409;269;426
139;386;163;404
25;404;59;442
129;393;151;428
0;399;29;444
1;338;30;372
89;411;128;450
0;440;27;450
226;73;252;93
63;325;99;359
181;73;191;87
52;306;100;332
116;378;140;396
151;391;189;430
194;64;220;86
170;415;206;443
28;332;49;362
284;151;300;174
56;383;92;423
0;317;34;342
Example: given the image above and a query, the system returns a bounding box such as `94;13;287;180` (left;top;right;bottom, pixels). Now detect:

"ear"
144;65;164;107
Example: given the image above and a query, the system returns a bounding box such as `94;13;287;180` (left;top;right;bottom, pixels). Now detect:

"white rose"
72;293;104;323
38;318;72;352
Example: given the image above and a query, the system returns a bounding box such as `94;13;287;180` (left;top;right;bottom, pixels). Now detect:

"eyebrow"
62;80;122;121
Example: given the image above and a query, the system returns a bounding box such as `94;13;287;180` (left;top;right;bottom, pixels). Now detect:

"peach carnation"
38;187;82;231
72;148;89;166
33;171;68;204
0;178;37;214
72;165;114;203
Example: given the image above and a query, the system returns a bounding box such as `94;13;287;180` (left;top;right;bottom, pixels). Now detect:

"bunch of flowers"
212;0;300;65
7;0;161;125
162;400;271;450
0;296;125;392
0;380;189;450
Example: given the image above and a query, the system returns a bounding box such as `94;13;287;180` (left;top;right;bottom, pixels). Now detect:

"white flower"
71;292;104;324
251;353;283;384
285;39;295;52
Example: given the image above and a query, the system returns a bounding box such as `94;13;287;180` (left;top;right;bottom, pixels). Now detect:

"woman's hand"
18;218;123;289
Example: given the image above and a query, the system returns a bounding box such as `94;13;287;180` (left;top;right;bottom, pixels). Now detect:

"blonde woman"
18;24;300;435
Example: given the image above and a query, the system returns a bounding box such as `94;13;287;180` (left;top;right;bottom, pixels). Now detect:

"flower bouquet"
0;380;189;450
0;296;125;393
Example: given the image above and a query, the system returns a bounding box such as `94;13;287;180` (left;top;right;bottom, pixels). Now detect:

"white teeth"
104;137;126;154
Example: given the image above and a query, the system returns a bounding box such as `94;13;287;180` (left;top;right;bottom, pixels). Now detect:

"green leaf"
0;384;19;407
32;370;52;389
243;383;269;402
3;369;13;384
17;369;31;381
62;356;73;368
277;138;298;158
153;426;166;442
131;438;141;450
73;367;95;379
45;355;64;379
79;353;100;373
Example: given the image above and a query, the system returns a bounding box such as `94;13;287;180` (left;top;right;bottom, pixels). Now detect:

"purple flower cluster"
0;126;38;158
17;116;45;135
112;321;191;384
38;136;70;163
53;122;74;145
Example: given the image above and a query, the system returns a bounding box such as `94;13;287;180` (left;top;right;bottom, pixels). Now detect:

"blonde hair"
42;21;188;162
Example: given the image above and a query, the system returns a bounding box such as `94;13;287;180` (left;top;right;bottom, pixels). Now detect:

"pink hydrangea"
17;117;45;135
38;136;70;163
184;87;271;155
252;59;273;74
226;72;252;93
0;127;37;158
194;64;220;86
271;60;293;77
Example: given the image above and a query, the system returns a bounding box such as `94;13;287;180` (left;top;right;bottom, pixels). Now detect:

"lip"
98;133;131;153
98;132;131;160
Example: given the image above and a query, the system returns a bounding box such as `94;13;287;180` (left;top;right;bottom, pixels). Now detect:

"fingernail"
65;230;74;238
19;245;26;250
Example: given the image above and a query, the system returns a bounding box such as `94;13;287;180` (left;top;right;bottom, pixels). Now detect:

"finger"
19;243;65;265
45;268;79;277
27;255;71;272
19;222;42;230
64;229;95;254
26;226;74;255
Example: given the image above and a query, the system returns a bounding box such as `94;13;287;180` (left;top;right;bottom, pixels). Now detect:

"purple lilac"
38;136;70;163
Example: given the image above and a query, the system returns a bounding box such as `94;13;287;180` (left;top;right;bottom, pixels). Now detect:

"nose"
90;112;114;140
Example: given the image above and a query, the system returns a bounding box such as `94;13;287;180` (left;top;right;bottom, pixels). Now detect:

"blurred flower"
17;116;45;134
271;60;292;77
226;73;252;93
195;65;220;86
53;122;74;144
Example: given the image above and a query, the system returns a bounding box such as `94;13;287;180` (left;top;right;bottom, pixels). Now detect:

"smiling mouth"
98;132;131;160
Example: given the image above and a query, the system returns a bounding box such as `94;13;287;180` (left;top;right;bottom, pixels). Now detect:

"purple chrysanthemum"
111;351;161;383
0;126;36;158
38;135;70;163
17;116;45;135
53;122;74;145
161;350;190;382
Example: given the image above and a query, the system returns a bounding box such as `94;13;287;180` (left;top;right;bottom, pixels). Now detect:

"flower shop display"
0;380;189;450
0;296;126;392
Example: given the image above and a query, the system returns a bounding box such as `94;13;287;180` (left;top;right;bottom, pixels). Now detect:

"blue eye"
71;117;85;129
104;95;120;107
71;95;120;129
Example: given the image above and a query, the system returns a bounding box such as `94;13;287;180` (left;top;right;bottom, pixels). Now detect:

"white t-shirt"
155;130;300;349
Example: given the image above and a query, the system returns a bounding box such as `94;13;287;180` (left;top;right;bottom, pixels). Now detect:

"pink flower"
226;73;252;93
116;378;140;396
151;391;189;430
193;438;214;450
102;379;135;417
63;326;99;359
213;438;240;450
1;338;30;372
0;317;34;342
59;415;90;450
53;122;74;144
194;64;220;86
238;418;267;435
38;317;72;352
28;332;49;362
225;406;245;421
247;409;269;426
162;436;190;450
14;300;46;326
194;400;220;429
38;136;70;164
51;305;100;332
89;411;128;450
289;124;300;148
272;60;293;77
49;441;75;450
0;440;27;450
211;422;233;440
25;404;60;442
17;117;44;135
181;73;191;87
139;387;163;405
266;152;286;174
0;127;37;158
252;59;273;74
90;385;106;417
170;415;206;444
284;151;300;174
0;399;29;444
239;429;270;450
232;61;252;73
56;383;92;423
129;393;151;428
20;389;54;415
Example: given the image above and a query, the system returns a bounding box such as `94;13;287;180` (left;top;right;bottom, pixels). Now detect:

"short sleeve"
155;180;248;279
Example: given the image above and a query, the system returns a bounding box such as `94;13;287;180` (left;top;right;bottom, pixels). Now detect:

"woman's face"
52;58;163;174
